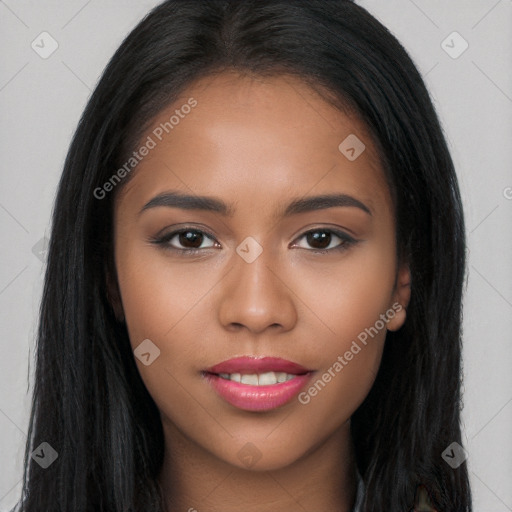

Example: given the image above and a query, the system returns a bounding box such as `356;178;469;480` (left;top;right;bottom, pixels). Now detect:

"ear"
386;263;411;332
106;268;125;323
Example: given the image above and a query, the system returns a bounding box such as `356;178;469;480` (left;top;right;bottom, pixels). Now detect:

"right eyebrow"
139;191;234;217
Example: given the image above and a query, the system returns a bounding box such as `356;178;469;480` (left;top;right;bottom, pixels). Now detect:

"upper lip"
206;356;311;375
206;356;312;375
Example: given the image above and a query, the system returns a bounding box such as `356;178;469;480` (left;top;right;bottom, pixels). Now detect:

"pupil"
179;230;203;248
307;231;330;249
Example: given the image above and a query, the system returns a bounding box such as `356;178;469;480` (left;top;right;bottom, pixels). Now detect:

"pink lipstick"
204;356;314;412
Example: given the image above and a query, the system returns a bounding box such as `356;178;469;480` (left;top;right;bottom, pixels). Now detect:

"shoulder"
414;484;438;511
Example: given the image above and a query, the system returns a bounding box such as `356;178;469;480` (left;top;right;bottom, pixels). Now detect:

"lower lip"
204;373;312;411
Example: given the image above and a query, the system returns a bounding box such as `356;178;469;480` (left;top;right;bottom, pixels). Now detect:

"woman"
15;1;471;510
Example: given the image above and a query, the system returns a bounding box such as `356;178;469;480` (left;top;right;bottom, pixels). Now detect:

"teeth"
258;371;277;385
218;371;298;385
241;374;259;385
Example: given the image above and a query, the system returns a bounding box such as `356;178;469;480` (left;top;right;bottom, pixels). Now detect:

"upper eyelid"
290;230;354;249
155;225;216;241
162;228;217;247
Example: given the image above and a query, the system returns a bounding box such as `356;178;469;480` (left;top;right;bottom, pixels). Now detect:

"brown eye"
178;230;205;248
153;228;217;251
306;230;332;249
292;228;356;252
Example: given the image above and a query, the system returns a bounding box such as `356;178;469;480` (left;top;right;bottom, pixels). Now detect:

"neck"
157;419;358;512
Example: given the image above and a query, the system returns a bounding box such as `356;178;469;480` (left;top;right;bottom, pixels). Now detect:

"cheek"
115;240;221;347
290;275;391;444
285;242;396;421
114;243;217;427
289;239;396;347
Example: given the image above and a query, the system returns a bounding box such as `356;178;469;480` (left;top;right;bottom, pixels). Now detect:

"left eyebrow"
139;191;372;217
281;193;372;217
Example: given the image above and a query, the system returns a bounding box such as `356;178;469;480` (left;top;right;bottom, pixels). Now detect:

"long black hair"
15;1;471;510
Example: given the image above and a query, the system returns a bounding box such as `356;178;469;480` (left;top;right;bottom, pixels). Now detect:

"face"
111;71;410;472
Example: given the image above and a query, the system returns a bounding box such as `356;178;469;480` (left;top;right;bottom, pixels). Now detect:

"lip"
206;356;312;375
204;356;314;412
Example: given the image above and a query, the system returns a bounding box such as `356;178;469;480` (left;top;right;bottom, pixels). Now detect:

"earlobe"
386;264;411;332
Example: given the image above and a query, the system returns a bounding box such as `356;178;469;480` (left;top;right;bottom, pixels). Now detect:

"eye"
292;228;356;252
151;228;218;252
150;226;357;255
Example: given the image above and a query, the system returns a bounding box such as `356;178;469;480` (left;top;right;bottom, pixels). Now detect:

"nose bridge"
235;245;277;298
217;240;297;333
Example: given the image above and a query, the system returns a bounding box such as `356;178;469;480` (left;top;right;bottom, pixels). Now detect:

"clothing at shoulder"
351;470;364;512
350;476;438;512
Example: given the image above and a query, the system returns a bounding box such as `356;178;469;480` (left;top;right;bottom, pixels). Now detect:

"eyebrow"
139;191;372;217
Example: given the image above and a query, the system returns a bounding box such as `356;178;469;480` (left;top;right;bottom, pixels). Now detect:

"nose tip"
217;250;298;334
227;317;283;335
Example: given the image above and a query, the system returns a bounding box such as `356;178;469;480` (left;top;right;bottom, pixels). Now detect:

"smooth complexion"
111;71;411;512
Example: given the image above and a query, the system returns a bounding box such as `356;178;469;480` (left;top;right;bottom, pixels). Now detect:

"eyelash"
149;227;358;256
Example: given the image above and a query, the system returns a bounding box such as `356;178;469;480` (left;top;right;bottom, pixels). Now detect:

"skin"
111;70;411;512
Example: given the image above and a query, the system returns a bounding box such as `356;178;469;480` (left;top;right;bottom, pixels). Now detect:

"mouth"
203;356;314;412
214;371;300;385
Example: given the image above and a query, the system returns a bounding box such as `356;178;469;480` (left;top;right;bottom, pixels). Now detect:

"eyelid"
153;222;216;239
290;227;356;251
149;225;219;251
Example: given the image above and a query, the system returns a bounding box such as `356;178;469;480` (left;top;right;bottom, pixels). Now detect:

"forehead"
116;71;392;220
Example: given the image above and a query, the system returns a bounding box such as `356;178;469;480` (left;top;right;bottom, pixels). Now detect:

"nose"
217;248;298;335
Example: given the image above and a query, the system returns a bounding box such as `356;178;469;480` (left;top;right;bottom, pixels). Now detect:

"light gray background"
1;0;511;510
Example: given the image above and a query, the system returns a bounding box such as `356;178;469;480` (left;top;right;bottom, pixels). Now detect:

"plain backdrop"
1;0;511;510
